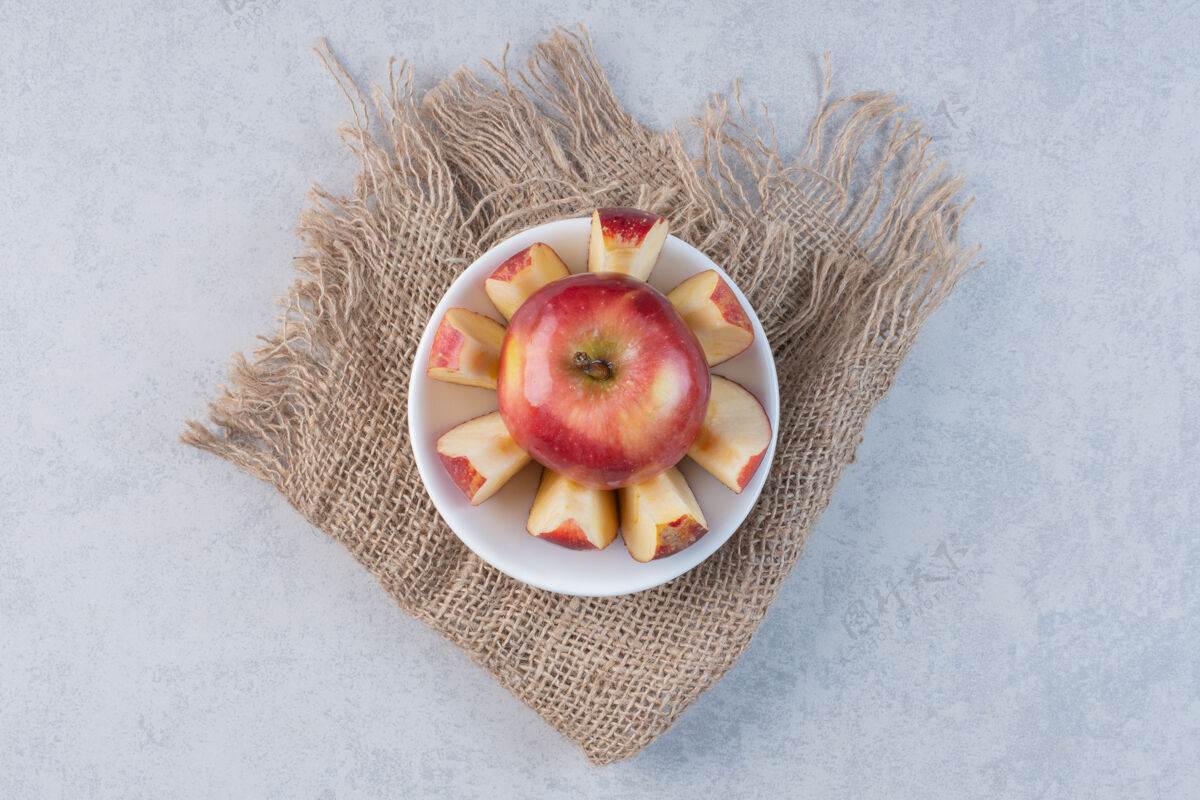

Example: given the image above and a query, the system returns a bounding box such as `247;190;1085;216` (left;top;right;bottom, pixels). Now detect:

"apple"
484;242;571;321
587;207;669;281
687;376;771;493
526;469;618;550
667;269;755;365
436;411;532;505
426;307;507;389
497;272;710;490
618;466;708;562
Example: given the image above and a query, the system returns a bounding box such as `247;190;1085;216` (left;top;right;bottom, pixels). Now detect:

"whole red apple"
497;273;710;489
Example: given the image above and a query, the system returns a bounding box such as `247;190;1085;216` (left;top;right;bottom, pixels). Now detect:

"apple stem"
572;351;613;381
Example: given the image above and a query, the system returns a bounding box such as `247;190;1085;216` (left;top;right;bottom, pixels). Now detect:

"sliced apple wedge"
426;308;506;389
618;467;708;562
687;376;771;493
436;411;531;505
587;207;669;281
667;269;755;365
526;469;618;550
484;242;571;320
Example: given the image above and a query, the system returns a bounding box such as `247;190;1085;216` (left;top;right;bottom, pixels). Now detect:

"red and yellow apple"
587;207;669;281
429;206;769;567
667;269;755;365
436;411;532;505
526;468;618;550
484;242;571;321
618;466;708;562
426;308;507;389
687;376;771;493
497;272;710;490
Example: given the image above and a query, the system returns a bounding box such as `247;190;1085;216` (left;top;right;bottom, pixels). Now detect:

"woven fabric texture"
184;28;978;764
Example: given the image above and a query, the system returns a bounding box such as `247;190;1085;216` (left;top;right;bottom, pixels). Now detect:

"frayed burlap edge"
183;26;980;765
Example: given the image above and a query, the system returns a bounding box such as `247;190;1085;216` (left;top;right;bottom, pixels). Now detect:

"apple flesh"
587;207;669;281
667;269;755;366
618;466;708;562
687;376;771;493
484;242;571;321
436;411;532;505
498;273;710;490
526;469;619;550
426;308;507;389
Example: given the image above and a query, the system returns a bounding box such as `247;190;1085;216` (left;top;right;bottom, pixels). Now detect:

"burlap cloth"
184;27;979;764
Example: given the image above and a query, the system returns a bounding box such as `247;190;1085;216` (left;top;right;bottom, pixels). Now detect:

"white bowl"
408;217;779;596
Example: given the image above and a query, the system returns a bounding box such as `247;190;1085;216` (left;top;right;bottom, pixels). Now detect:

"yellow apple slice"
618;466;708;562
667;269;755;366
587;207;669;281
426;308;506;389
687;376;771;493
484;243;572;320
436;411;531;505
526;469;618;550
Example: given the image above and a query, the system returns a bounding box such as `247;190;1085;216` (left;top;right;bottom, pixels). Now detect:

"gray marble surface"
3;1;1198;797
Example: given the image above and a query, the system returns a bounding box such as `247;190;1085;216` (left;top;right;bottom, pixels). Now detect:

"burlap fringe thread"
183;26;980;765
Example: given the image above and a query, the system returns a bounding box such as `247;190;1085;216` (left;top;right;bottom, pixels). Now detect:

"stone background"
2;1;1197;797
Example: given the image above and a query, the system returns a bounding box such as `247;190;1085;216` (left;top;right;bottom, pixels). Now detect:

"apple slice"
526;469;619;550
667;269;755;365
687;376;771;493
484;243;571;320
436;411;531;505
426;308;506;389
587;207;669;281
618;467;708;562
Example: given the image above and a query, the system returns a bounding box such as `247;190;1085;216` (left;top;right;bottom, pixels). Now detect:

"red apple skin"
439;454;485;500
497;273;710;490
429;321;465;370
536;520;596;550
598;207;662;246
653;515;708;560
736;451;767;491
491;247;533;282
710;274;753;332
